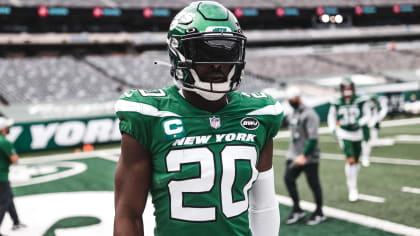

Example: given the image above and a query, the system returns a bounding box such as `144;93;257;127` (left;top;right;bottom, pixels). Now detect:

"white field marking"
275;117;420;139
357;194;386;203
401;186;420;195
318;136;420;145
97;151;120;162
276;195;420;236
19;148;121;164
274;149;420;166
11;161;87;188
380;117;420;127
394;135;420;143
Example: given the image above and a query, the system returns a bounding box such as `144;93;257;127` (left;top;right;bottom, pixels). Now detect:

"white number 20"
166;146;258;222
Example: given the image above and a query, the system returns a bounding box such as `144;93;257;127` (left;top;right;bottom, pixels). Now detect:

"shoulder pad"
354;95;369;104
329;96;340;105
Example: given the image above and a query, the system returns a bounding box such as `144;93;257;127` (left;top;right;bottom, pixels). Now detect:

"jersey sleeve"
1;139;15;157
266;104;284;140
246;94;284;141
114;90;153;153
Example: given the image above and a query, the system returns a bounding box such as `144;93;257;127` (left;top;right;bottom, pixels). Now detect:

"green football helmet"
167;1;246;100
340;77;355;99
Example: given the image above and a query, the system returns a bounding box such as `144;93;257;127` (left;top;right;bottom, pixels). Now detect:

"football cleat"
349;189;359;202
362;158;370;167
285;211;306;224
306;213;327;225
12;223;27;231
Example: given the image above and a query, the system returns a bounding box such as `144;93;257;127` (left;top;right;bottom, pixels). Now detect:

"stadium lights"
143;7;153;18
276;8;285;17
234;8;243;18
393;4;400;14
93;7;103;18
38;5;48;18
319;14;344;24
335;14;344;24
355;5;363;15
316;6;324;16
320;14;329;23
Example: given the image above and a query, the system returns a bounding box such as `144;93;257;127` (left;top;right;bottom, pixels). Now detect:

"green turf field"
2;121;419;236
274;121;420;234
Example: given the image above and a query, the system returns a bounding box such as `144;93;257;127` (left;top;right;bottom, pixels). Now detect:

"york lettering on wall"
29;118;121;150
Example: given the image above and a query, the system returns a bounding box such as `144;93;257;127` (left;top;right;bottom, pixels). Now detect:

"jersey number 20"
166;146;258;222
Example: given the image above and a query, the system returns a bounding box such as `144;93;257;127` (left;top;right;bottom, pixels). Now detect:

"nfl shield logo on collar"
209;116;221;129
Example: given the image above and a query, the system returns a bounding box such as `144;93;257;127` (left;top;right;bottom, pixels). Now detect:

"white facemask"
188;66;235;101
194;89;226;101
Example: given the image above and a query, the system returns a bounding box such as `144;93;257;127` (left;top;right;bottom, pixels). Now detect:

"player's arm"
114;133;152;236
378;97;388;121
249;139;280;236
297;110;320;165
358;101;372;126
327;104;338;133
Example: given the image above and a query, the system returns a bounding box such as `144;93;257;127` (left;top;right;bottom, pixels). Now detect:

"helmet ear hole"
176;69;184;79
186;27;198;34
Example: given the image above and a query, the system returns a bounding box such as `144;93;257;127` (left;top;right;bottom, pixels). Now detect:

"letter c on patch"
164;119;183;135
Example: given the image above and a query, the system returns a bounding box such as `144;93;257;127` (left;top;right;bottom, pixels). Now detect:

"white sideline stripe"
358;194;386;203
274;149;420;166
401;186;420;195
19;148;121;164
276;195;420;236
275;117;420;139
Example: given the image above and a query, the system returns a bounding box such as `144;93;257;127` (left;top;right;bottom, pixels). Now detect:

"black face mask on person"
289;101;300;109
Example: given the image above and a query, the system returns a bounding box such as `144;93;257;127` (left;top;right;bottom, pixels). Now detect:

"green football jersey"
329;95;370;141
115;85;283;236
0;135;16;182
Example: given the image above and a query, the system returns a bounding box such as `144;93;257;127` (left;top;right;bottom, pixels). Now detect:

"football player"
328;77;371;202
361;94;388;167
113;2;283;236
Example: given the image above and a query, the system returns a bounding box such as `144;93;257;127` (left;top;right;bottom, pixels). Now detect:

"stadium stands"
2;0;420;8
245;48;420;81
1;48;419;105
0;56;121;104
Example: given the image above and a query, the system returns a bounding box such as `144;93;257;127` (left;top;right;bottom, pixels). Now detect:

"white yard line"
381;117;420;127
274;149;420;166
358;194;386;203
276;195;420;236
275;117;420;139
401;186;420;195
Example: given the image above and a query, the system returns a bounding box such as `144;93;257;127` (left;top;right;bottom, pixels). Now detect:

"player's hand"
295;154;307;166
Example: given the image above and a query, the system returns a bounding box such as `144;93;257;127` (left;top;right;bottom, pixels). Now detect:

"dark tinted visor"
183;38;243;62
